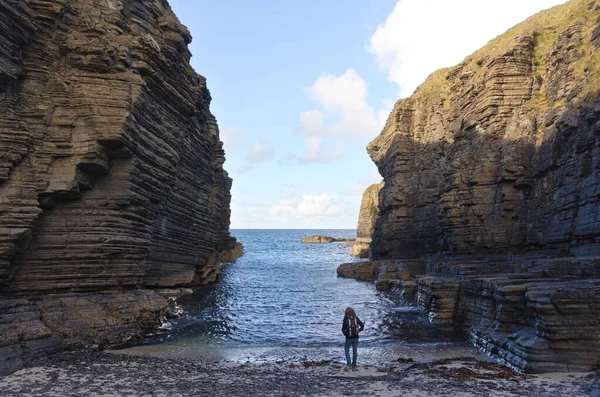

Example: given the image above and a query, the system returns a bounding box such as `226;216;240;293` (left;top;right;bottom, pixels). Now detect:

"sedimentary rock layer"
350;182;383;258
362;0;600;372
369;0;600;258
0;0;237;374
339;254;600;372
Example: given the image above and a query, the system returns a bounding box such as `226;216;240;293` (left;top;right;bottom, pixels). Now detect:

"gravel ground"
0;350;598;396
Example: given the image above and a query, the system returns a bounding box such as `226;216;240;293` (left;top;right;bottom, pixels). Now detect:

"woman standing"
341;307;364;370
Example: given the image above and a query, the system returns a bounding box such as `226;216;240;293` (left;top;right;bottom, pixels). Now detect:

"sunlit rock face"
366;0;600;372
350;182;383;258
0;0;237;374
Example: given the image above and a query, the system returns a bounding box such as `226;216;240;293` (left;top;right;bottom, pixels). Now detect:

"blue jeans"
344;338;358;366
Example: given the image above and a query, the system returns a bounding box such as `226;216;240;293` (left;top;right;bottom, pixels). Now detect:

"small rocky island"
301;236;355;244
339;0;600;374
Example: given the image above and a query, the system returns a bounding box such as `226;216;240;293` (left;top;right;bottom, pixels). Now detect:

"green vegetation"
412;67;453;104
410;0;600;111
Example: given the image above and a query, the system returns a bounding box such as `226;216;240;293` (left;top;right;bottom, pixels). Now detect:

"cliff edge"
0;0;239;374
362;0;600;372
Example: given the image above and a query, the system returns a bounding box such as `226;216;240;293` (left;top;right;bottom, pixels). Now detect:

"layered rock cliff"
350;182;383;258
0;0;239;374
361;0;600;372
370;1;600;258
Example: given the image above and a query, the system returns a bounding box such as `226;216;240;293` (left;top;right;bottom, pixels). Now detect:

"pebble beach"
1;350;598;397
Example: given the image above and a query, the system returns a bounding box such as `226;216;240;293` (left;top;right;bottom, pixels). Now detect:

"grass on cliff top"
411;0;600;106
471;0;591;62
412;67;453;104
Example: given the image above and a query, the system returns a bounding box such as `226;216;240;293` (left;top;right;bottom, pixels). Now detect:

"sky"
169;0;567;229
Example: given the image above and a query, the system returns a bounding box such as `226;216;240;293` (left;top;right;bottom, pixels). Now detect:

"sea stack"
346;0;600;372
350;182;383;258
0;0;240;375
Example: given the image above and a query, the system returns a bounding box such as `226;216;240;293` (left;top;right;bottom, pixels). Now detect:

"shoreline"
112;338;491;366
1;349;598;396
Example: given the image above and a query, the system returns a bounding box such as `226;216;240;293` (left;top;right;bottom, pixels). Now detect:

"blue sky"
169;0;567;229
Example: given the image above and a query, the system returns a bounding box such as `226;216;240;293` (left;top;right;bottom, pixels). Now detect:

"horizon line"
230;228;356;230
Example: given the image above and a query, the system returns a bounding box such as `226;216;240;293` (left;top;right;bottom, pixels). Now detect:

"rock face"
364;0;600;372
350;182;383;258
0;0;238;374
369;1;600;258
418;254;600;372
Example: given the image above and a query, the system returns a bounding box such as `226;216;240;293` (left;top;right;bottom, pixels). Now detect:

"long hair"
344;307;356;319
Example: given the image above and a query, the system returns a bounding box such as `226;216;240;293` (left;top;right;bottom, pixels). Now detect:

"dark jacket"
341;316;364;339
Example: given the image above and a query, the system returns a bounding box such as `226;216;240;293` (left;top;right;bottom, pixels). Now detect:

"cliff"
360;0;600;372
0;0;240;374
369;0;600;258
350;182;383;258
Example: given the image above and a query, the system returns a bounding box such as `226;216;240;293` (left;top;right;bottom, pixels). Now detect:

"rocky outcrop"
363;0;600;372
301;236;355;244
349;245;370;258
419;254;600;372
350;182;383;258
337;260;424;300
219;240;244;265
337;261;382;280
0;0;237;374
350;254;600;372
0;299;61;375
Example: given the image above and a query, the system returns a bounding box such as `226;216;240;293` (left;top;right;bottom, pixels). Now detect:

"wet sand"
1;350;598;396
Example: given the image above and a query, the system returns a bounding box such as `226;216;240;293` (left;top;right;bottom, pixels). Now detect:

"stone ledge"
337;253;600;372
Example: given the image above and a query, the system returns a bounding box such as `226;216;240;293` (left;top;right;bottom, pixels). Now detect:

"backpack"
347;316;359;337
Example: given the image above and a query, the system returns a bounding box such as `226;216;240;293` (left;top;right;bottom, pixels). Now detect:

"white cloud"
231;194;360;229
298;69;390;137
236;138;274;174
300;136;342;164
236;164;252;175
267;200;297;216
278;152;297;166
344;169;383;195
368;0;567;98
246;139;274;164
220;126;245;153
278;183;299;189
297;195;346;216
299;110;327;132
268;194;348;218
281;136;343;165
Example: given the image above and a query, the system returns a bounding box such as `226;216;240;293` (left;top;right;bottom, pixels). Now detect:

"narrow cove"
117;229;482;365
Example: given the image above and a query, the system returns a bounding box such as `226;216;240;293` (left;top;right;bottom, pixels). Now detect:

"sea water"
120;230;484;364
